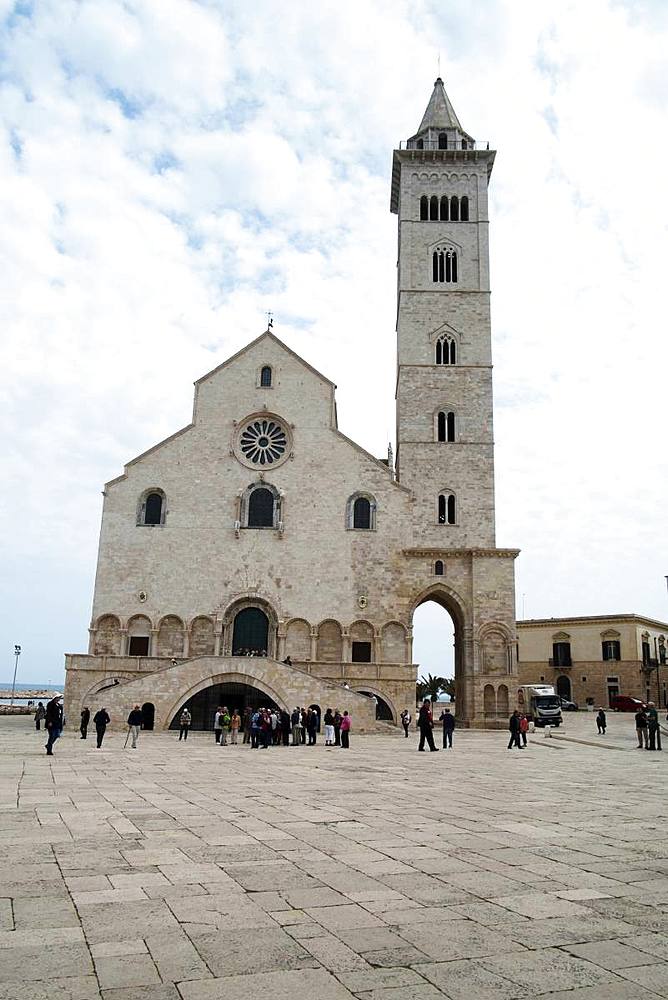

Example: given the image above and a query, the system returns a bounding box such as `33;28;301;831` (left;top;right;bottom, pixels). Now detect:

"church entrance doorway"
412;594;460;716
168;681;280;731
556;675;571;701
232;607;269;656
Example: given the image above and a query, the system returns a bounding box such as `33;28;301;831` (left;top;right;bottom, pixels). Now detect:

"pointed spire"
417;77;462;133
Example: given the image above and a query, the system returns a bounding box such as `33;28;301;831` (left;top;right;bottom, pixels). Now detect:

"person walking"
127;705;142;748
340;710;351;748
508;709;522;749
418;699;438;752
80;706;90;740
93;707;110;748
213;707;223;744
45;696;63;756
635;707;649;749
439;707;455;749
34;702;45;731
178;708;191;741
323;708;335;746
400;709;411;738
596;708;607;735
230;710;241;744
519;713;529;747
646;702;662;751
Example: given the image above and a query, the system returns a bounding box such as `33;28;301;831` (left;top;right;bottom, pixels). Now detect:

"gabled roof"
417;77;462;133
195;329;336;389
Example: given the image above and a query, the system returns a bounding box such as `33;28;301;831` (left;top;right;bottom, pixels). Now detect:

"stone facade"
518;614;668;709
64;79;518;731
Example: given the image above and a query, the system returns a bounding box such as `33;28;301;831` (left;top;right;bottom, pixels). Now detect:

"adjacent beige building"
64;79;519;731
518;614;668;709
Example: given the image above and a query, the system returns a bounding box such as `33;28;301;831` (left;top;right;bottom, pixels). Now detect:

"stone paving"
0;712;667;1000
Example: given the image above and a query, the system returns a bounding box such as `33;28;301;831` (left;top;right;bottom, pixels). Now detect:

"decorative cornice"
402;548;520;559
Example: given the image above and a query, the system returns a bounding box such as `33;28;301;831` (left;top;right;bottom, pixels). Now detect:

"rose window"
239;418;288;466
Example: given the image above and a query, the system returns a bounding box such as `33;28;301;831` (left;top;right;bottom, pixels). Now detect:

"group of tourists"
181;705;353;749
507;710;530;749
634;703;663;750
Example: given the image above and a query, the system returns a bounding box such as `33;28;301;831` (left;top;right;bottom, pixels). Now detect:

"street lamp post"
10;645;21;707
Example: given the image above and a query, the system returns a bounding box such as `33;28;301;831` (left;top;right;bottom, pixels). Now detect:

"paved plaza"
0;713;667;1000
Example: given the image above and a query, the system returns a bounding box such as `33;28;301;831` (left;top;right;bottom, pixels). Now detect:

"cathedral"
64;79;519;731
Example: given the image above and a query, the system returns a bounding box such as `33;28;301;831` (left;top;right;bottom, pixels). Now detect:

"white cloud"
1;0;667;682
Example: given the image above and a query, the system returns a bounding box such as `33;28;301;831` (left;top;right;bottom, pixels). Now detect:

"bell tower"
392;77;496;548
392;79;519;728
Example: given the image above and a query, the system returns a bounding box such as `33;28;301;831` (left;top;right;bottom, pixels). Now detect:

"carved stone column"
309;627;318;662
149;629;159;658
119;629;128;656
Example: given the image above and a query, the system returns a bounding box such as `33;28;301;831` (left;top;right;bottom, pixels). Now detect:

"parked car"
559;697;579;711
610;695;646;712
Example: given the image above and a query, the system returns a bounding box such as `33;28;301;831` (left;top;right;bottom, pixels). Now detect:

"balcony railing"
400;139;490;151
549;657;572;668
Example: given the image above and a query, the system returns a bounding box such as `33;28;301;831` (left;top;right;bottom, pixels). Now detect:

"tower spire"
417;77;462;133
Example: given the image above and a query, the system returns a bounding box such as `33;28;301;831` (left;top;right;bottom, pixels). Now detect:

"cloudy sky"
2;0;667;685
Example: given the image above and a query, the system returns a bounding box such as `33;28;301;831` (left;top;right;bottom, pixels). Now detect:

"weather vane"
266;310;273;330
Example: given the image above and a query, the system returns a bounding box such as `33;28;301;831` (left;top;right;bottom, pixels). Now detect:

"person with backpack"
178;708;191;741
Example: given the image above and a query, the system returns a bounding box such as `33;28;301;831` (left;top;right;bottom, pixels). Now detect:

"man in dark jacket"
80;706;90;740
646;703;662;751
93;708;110;749
45;696;63;756
508;710;522;749
127;705;143;749
418;700;438;752
439;707;455;748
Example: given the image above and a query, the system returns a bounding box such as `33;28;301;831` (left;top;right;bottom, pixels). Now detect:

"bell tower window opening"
429;196;438;221
420;195;428;220
438;132;447;149
432;248;458;284
437;411;455;442
450;196;459;222
460;196;469;221
435;334;456;365
438;493;456;525
440;196;449;221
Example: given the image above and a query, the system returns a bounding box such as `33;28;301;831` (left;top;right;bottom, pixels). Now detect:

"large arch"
411;583;468;723
168;679;281;730
164;670;289;731
352;685;397;722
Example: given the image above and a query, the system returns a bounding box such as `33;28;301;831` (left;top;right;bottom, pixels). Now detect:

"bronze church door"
232;608;269;656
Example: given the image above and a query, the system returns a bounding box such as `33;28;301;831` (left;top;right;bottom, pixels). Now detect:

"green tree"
441;678;456;701
419;673;447;703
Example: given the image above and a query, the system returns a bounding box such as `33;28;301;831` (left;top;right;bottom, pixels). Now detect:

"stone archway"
169;680;280;731
411;584;469;724
556;675;571;701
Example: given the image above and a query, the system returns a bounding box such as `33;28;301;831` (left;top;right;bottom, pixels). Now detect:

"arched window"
260;366;272;387
346;493;377;530
460;196;469;221
440;196;449;221
420;195;428;221
438;493;456;525
138;490;165;526
432;248;458;284
248;488;274;527
450;196;459;222
434;560;444;576
438;132;447;149
429;196;438;221
435;334;456;365
437;411;455;442
416;138;424;149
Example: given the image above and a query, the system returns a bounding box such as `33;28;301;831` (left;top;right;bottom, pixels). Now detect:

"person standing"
80;706;90;740
635;707;649;749
178;708;191;741
508;710;522;749
45;696;63;756
127;705;142;749
220;707;230;746
280;710;291;746
439;707;455;749
250;709;261;749
340;710;351;748
34;702;45;731
596;708;607;735
242;705;252;744
300;707;307;744
323;708;335;746
306;709;317;746
519;713;529;747
418;699;438;752
93;707;110;748
333;709;342;746
291;707;301;746
213;707;223;744
646;702;661;751
230;710;241;744
400;709;411;738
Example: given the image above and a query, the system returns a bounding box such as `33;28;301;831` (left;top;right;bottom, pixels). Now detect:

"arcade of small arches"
420;194;470;222
91;609;412;666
